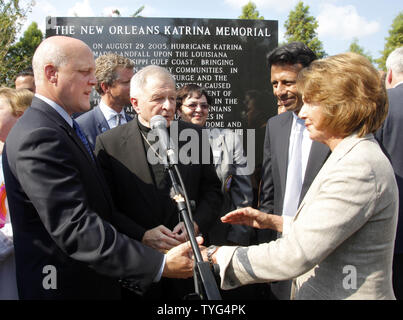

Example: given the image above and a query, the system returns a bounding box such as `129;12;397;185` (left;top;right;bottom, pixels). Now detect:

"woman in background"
0;88;33;299
176;84;254;246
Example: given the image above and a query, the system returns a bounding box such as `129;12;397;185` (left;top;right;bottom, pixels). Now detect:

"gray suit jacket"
217;134;398;299
76;105;133;150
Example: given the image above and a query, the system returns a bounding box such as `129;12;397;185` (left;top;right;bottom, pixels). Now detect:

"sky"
22;0;402;60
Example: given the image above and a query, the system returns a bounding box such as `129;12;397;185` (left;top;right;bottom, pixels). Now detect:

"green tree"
376;11;403;71
108;6;144;17
132;5;144;18
0;0;34;86
239;1;264;20
8;22;43;74
348;38;374;64
284;1;326;58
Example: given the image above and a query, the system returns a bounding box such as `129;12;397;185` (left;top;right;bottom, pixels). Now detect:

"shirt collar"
99;100;125;121
35;93;73;127
292;110;305;128
393;80;403;88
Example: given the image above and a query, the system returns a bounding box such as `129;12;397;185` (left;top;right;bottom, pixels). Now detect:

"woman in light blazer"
204;53;398;300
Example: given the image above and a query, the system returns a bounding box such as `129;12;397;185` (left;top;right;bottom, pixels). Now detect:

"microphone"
149;115;175;165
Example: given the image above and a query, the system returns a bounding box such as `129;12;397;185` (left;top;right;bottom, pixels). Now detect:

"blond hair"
297;52;388;138
95;53;134;95
0;87;33;117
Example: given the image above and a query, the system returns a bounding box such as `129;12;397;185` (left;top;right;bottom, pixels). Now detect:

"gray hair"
386;46;403;74
130;65;175;98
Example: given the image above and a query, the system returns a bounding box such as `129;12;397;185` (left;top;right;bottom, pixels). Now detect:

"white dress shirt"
282;112;313;235
99;101;127;129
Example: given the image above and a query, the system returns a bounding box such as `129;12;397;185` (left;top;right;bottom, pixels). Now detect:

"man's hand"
162;236;204;279
221;207;283;232
172;221;200;242
142;225;182;253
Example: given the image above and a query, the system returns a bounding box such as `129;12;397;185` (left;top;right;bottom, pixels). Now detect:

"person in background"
375;46;403;299
0;88;33;300
242;89;274;208
177;84;270;300
14;69;36;93
76;53;134;149
206;52;397;300
176;84;254;247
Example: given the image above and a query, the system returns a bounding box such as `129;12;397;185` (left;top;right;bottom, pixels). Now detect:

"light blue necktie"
282;119;304;217
72;119;95;162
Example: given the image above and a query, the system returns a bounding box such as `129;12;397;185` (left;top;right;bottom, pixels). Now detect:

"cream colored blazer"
217;134;398;299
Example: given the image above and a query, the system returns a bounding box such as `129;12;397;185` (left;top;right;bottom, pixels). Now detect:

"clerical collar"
137;117;151;133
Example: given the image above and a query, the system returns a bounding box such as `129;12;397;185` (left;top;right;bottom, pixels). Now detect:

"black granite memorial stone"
46;17;278;130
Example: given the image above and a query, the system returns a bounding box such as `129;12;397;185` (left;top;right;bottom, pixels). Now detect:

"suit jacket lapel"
94;106;110;135
31;98;95;166
31;98;114;210
120;118;159;211
276;113;293;193
300;141;330;203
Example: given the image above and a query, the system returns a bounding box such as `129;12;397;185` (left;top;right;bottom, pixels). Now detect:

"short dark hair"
267;42;317;68
176;84;212;110
16;68;34;79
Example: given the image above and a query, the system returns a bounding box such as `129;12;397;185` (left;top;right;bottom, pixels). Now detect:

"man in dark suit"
375;46;403;300
257;42;330;299
76;53;134;149
2;36;199;300
95;65;222;299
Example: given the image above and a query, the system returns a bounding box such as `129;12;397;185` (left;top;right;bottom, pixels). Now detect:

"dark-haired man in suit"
2;36;199;300
257;42;330;300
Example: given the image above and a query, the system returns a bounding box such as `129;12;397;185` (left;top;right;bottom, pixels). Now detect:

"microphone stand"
165;150;221;300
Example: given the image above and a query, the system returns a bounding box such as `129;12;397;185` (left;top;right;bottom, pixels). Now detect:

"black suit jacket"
376;83;403;254
94;117;222;242
258;111;330;241
2;97;163;299
76;105;133;150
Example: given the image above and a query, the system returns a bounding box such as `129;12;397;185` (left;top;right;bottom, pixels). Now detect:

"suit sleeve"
10;127;164;289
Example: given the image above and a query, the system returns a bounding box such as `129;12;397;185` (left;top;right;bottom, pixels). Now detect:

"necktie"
115;113;123;127
72;119;95;162
282;120;304;217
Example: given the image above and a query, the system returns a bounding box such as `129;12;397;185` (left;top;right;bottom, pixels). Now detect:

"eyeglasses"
182;103;209;110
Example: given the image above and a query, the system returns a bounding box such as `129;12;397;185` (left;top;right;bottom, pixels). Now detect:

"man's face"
15;75;36;92
54;46;96;115
270;63;304;113
105;67;134;108
131;74;176;127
